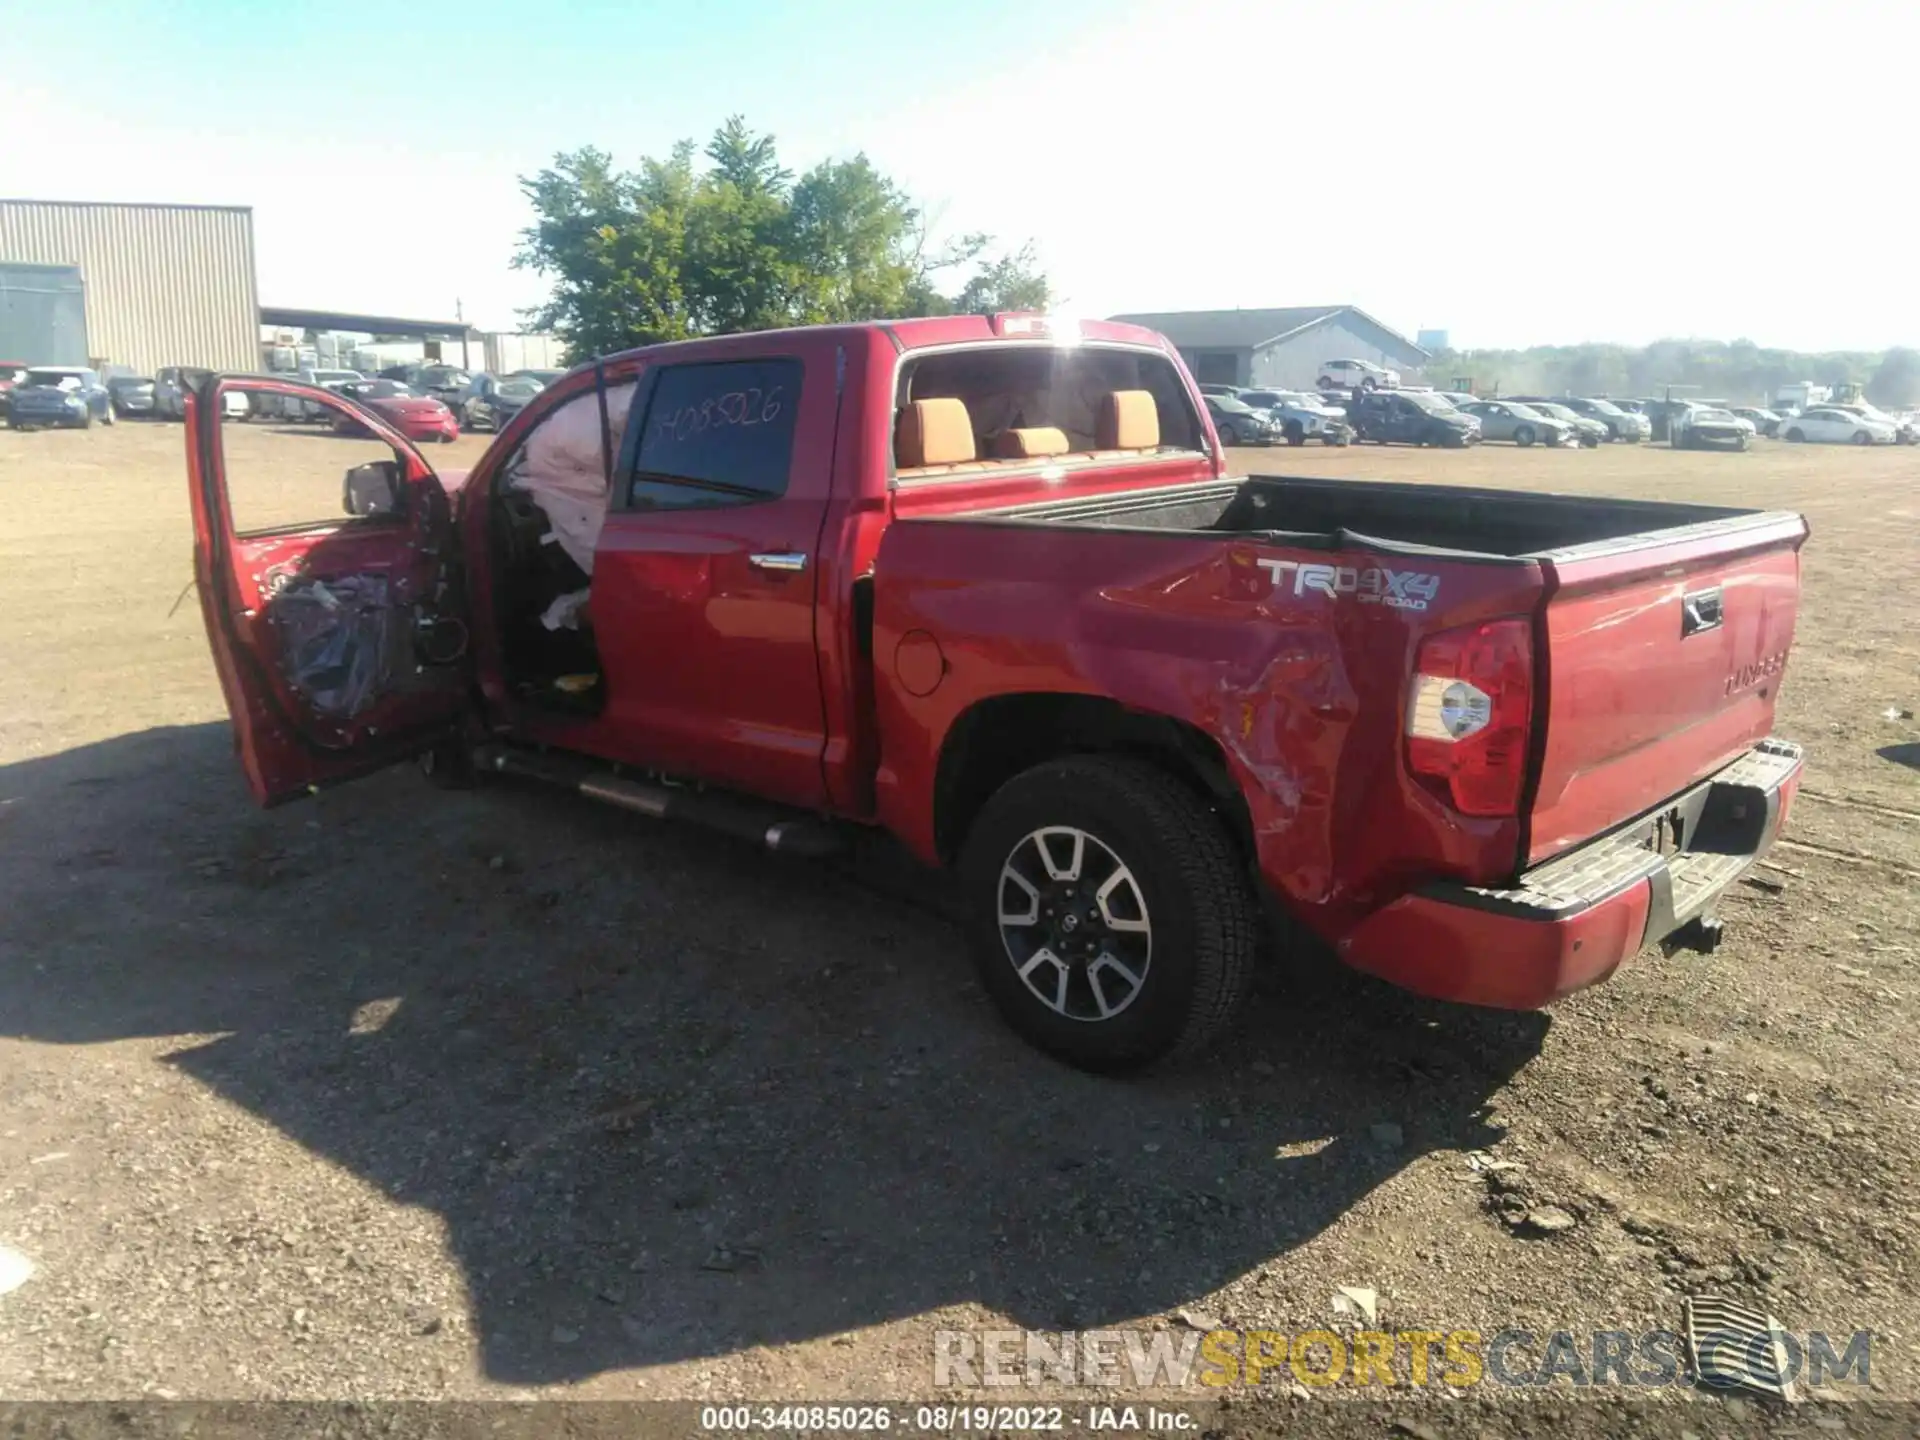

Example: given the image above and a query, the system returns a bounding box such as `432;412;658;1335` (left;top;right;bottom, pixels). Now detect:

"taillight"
1405;618;1533;817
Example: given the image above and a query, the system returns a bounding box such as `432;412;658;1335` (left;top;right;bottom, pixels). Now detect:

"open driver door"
186;374;472;806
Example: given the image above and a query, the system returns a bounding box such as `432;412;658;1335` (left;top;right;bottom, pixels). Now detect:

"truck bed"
885;470;1806;883
962;473;1763;560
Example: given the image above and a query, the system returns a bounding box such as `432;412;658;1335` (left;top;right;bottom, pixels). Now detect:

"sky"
5;0;1918;352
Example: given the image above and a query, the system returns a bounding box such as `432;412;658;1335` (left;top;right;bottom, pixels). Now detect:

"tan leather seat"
1098;390;1160;450
992;426;1072;459
896;397;977;472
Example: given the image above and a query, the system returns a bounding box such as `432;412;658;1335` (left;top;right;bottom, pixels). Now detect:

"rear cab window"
891;343;1204;481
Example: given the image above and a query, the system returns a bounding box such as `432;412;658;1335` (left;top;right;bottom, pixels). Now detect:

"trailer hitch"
1663;915;1725;957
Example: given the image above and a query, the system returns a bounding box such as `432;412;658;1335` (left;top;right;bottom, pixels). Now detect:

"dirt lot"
1;418;1917;1421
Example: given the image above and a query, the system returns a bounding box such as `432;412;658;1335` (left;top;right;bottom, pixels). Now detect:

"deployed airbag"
507;382;637;574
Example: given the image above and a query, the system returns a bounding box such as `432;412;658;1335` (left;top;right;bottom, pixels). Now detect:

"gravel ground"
1;419;1916;1428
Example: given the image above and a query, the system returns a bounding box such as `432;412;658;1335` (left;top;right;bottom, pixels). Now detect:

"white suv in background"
1317;357;1399;392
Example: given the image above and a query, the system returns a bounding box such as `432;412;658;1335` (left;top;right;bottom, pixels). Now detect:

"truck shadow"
1;725;1547;1386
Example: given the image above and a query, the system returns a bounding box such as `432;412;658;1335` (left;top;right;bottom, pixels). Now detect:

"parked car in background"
1673;406;1755;451
1196;383;1242;398
1728;406;1782;438
151;367;249;421
0;360;29;417
410;364;473;412
1204;393;1279;446
1235;388;1352;445
107;375;157;418
3;366;114;429
1549;395;1650;441
507;368;566;387
459;373;545;432
335;378;460;443
279;368;368;421
1780;406;1897;445
1460;399;1575;447
1512;399;1607;447
1436;391;1478;409
1820;401;1916;444
1349;388;1481;446
1317;357;1399;392
153;366;200;421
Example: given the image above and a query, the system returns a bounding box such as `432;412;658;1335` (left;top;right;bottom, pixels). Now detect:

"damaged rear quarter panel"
871;519;1546;937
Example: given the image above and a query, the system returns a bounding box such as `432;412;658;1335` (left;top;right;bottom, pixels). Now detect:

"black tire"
959;756;1259;1073
1316;376;1336;390
1580;432;1599;447
1786;427;1805;443
1513;424;1536;447
1852;430;1871;446
1360;377;1378;391
1283;420;1305;446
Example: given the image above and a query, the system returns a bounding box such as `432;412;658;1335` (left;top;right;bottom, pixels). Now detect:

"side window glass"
628;358;803;510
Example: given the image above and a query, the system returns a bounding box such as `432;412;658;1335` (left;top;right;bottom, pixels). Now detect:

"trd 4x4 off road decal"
1257;558;1441;612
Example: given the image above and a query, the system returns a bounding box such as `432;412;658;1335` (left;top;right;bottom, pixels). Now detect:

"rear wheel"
1852;430;1871;445
1513;424;1536;447
960;756;1259;1072
1785;427;1805;443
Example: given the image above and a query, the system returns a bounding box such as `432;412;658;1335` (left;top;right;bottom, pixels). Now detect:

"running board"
477;746;847;859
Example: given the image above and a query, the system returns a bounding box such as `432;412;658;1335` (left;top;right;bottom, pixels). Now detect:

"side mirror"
343;459;403;518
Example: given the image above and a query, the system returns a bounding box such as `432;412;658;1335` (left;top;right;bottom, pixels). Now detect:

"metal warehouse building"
0;199;259;374
1109;305;1429;390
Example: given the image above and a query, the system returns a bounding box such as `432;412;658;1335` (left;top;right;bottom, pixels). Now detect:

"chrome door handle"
749;552;808;573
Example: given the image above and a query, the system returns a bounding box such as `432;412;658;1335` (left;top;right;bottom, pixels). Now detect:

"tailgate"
1526;511;1807;865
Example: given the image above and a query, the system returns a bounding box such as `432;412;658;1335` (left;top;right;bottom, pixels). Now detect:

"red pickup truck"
185;314;1806;1071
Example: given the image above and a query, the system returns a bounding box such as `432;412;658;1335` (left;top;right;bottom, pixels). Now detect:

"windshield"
25;369;81;388
418;368;468;387
496;379;542;399
1209;397;1254;414
1504;402;1545;418
1693;408;1735;422
351;380;414;399
1401;391;1449;412
109;376;152;389
1581;398;1623;415
1531;402;1578;420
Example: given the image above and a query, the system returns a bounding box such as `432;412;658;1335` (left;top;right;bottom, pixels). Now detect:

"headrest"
896;398;976;468
993;426;1072;459
1099;390;1160;449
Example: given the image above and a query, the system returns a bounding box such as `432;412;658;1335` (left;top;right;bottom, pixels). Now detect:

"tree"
515;120;1049;353
1867;347;1920;409
953;242;1052;315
